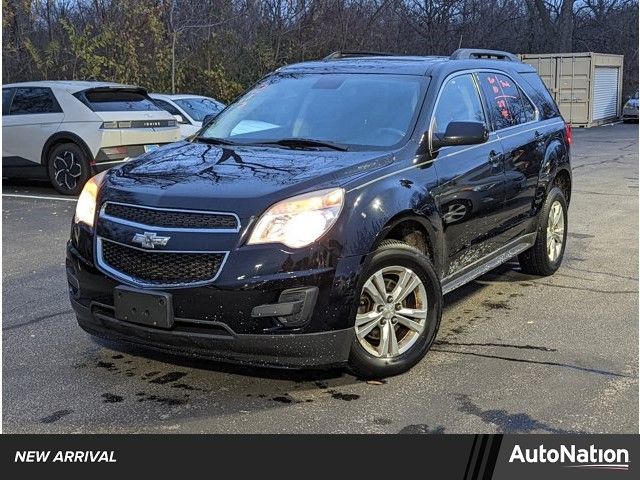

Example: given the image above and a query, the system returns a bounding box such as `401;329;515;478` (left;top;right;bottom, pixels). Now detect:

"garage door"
593;67;619;120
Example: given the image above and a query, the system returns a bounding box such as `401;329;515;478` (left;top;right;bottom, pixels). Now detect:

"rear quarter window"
519;72;560;119
81;90;161;112
8;87;61;115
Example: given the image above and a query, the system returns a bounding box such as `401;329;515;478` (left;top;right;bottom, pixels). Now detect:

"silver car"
623;90;638;122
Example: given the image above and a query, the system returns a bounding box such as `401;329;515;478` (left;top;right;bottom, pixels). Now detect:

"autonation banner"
1;434;638;478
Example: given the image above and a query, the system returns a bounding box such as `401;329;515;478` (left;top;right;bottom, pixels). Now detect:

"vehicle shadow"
91;335;350;384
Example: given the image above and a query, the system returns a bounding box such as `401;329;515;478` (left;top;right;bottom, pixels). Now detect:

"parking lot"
2;123;638;433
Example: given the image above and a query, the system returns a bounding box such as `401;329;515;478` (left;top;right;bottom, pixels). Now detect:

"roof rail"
323;51;395;60
450;49;520;62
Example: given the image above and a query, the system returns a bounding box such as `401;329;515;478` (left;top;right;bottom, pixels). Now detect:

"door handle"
534;130;543;138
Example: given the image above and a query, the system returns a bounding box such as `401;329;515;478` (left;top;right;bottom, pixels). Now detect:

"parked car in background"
2;81;180;195
150;93;225;137
622;90;638;122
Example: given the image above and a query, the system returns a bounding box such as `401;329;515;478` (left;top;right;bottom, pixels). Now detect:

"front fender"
340;164;442;270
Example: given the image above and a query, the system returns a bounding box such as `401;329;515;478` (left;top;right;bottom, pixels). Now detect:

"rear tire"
47;142;91;195
348;240;442;378
518;186;568;276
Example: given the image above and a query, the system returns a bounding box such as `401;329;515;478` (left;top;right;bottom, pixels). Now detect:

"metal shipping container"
519;52;624;127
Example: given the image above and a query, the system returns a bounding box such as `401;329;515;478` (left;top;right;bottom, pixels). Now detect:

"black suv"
67;49;571;377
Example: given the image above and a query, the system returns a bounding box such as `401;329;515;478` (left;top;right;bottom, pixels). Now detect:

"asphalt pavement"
2;123;638;433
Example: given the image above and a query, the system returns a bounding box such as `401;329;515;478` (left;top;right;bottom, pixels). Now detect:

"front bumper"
71;297;353;368
67;240;361;368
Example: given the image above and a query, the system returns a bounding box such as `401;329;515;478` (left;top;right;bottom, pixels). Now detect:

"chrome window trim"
95;236;229;289
347;119;564;193
100;201;241;233
428;68;543;153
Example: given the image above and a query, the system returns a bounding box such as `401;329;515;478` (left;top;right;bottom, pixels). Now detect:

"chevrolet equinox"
67;49;572;377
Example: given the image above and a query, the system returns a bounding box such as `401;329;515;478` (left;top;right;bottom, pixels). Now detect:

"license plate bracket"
114;286;173;329
144;144;159;153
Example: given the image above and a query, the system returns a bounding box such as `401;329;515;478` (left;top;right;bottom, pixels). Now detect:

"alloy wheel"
355;266;428;358
53;150;82;191
547;200;565;262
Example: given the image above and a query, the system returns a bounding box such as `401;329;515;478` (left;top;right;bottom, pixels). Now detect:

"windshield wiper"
254;138;349;151
192;136;239;146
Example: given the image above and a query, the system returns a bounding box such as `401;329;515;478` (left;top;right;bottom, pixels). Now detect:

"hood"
102;141;393;217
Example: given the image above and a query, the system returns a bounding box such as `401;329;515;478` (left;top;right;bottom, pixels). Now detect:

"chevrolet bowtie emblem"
132;232;170;249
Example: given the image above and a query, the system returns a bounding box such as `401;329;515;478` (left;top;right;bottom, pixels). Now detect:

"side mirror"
431;121;488;150
202;113;219;125
173;114;188;124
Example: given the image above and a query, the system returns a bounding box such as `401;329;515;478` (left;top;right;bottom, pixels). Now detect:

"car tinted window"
432;74;485;135
520;72;560;119
83;90;161;112
202;73;425;150
153;98;182;116
478;73;536;129
9;87;61;115
2;89;13;116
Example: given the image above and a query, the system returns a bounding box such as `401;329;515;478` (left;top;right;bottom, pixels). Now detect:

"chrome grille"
102;202;239;231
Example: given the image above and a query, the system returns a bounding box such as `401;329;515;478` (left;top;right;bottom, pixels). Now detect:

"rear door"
431;73;507;277
476;71;542;238
2;86;64;165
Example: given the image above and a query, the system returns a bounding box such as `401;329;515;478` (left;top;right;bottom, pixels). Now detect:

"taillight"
565;122;572;145
100;121;131;129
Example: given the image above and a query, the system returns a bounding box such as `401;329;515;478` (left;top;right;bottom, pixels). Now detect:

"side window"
153;99;182;116
478;73;536;129
9;87;61;115
432;74;485;136
2;89;13;116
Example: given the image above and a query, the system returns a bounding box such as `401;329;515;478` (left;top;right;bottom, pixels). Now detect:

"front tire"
518;186;568;276
348;240;442;378
47;143;91;195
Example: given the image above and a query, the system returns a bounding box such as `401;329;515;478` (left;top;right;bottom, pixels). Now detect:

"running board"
441;233;536;295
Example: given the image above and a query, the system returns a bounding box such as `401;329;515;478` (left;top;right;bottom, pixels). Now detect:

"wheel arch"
552;167;572;205
41;132;94;168
535;136;571;211
370;212;443;275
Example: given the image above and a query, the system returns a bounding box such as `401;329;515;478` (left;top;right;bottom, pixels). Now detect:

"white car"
2;81;181;194
150;93;225;138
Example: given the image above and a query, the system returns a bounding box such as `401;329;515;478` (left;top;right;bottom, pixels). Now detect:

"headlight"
248;188;344;248
74;172;106;228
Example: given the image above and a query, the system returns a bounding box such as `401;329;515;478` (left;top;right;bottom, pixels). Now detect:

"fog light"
277;287;318;327
250;287;319;328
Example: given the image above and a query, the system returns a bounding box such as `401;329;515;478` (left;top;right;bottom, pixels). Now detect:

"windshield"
174;97;224;121
200;73;426;150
